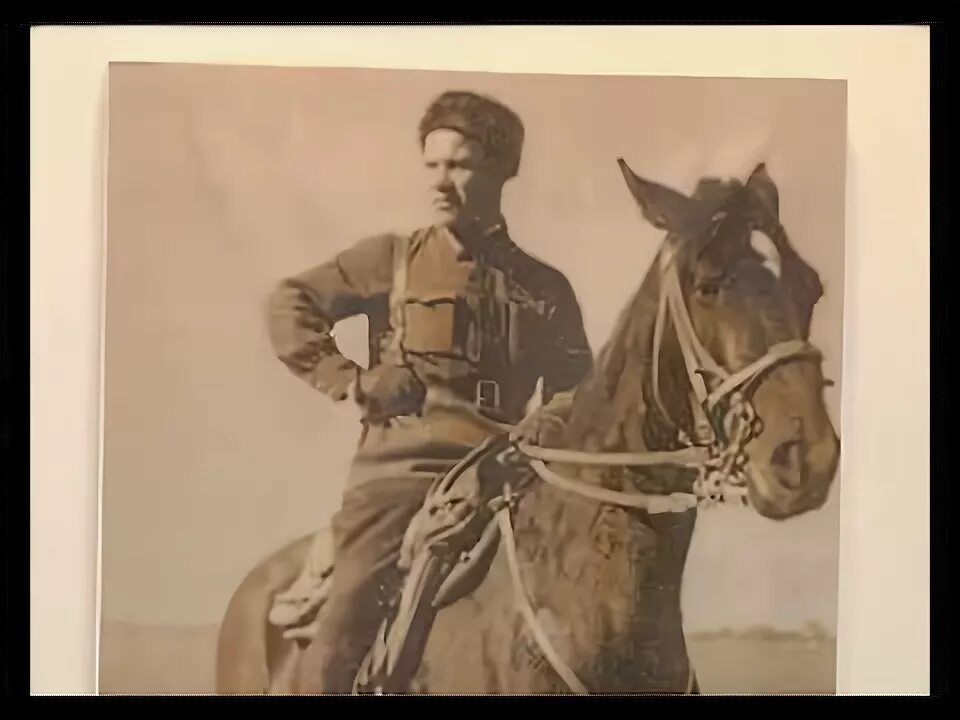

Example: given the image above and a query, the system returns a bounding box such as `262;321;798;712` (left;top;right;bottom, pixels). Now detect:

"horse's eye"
695;276;725;299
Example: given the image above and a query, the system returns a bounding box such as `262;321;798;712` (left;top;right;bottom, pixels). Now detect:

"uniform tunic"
269;222;593;489
267;222;593;691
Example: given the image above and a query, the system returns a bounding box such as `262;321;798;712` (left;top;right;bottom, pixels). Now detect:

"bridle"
649;235;823;505
515;223;823;510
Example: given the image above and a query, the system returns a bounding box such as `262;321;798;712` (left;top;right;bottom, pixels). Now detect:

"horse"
215;159;840;694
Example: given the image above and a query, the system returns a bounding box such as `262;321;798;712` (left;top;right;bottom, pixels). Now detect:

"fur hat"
418;90;525;178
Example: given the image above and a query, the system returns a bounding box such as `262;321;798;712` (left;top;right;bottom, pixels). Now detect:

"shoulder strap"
386;230;420;355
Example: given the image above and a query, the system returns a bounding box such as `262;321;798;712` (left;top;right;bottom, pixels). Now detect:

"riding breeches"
296;474;439;694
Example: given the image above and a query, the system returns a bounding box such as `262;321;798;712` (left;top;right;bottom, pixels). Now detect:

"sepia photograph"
98;63;847;695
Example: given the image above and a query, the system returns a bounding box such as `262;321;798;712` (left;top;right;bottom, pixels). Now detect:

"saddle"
267;434;526;693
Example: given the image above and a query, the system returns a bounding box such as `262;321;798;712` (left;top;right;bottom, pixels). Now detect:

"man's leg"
297;477;433;694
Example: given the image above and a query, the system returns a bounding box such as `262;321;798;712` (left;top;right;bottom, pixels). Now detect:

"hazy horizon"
97;618;837;694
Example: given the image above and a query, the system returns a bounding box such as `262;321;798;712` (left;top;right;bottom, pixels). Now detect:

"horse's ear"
746;163;780;219
617;158;693;233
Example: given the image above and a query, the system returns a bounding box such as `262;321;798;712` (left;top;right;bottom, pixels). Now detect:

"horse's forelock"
778;242;824;337
746;190;824;337
686;188;823;330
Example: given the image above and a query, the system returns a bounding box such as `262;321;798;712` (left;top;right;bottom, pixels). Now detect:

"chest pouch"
400;298;481;362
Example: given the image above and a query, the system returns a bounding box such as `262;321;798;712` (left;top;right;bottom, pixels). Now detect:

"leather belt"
446;375;512;420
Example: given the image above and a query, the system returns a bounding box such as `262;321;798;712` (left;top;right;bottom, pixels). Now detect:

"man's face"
422;128;505;230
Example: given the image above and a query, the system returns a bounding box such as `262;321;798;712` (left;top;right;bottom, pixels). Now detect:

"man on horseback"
266;90;594;693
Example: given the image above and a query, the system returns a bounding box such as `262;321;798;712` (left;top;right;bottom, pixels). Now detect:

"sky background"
101;63;846;634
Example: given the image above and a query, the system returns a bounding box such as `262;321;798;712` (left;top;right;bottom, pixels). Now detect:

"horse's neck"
503;256;696;676
564;252;693;456
506;469;693;689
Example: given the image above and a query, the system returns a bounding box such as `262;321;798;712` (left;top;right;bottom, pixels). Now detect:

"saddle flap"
432;515;502;609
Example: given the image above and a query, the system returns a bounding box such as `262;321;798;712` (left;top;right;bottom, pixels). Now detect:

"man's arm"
267;233;397;401
539;274;594;418
509;273;592;446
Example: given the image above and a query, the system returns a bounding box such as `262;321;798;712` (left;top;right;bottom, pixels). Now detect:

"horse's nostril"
772;434;809;490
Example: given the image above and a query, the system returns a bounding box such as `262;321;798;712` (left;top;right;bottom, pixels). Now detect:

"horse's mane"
565;248;693;455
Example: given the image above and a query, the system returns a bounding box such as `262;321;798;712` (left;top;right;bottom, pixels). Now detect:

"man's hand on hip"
356;364;426;424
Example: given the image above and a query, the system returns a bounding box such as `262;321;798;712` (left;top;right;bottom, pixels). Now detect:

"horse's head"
617;159;839;520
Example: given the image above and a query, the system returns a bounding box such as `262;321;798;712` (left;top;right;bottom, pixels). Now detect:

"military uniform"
266;90;593;693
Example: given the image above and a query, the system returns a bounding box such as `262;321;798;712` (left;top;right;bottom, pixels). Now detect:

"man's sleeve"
540;275;594;415
266;233;397;400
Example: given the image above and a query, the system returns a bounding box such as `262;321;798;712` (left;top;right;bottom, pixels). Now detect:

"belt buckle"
475;379;500;410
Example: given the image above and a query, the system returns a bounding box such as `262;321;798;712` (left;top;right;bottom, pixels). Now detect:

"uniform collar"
438;218;512;262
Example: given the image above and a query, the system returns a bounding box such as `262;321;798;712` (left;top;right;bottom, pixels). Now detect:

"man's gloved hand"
356;364;426;425
509;407;568;448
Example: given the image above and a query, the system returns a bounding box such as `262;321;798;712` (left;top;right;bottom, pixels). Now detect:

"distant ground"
99;621;220;695
98;620;835;695
687;634;835;695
